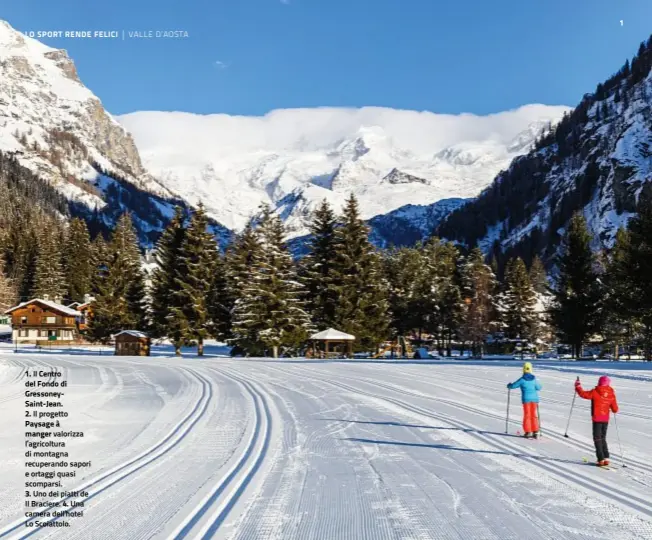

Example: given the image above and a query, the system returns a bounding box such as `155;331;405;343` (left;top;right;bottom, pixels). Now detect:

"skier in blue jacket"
507;362;542;438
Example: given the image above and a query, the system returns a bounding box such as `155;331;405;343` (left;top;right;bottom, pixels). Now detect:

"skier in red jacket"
575;376;619;467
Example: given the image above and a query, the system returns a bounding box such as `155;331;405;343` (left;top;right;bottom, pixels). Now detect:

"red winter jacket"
575;384;619;422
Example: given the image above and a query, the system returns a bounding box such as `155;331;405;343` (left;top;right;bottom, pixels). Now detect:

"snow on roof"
4;298;80;317
114;330;149;339
310;328;355;341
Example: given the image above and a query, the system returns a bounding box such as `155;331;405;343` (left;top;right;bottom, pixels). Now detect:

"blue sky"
3;0;651;116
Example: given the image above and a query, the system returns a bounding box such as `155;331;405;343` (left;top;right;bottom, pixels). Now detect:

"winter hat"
598;376;611;387
523;362;533;374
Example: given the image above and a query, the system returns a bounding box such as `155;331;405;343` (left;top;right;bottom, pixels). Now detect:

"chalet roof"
309;328;355;341
4;299;80;317
114;330;149;339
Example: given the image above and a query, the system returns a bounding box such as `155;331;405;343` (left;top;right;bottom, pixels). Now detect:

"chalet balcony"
13;317;76;327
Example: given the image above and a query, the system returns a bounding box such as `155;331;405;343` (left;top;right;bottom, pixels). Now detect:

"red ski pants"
522;402;539;433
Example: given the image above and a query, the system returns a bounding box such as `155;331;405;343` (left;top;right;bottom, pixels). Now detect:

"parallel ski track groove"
0;358;54;406
266;365;652;520
171;366;271;539
291;364;652;476
364;374;652;476
0;367;212;539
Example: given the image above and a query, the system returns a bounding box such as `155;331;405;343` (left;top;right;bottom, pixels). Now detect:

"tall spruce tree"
420;239;463;356
329;195;389;352
150;207;187;354
460;248;496;356
301;199;339;328
231;206;312;358
170;204;218;356
622;190;652;360
603;227;635;358
63;218;93;303
0;253;17;312
500;257;538;341
226;223;262;355
32;225;66;301
207;253;231;341
88;214;147;343
549;213;604;358
383;246;427;339
529;256;548;295
90;234;109;299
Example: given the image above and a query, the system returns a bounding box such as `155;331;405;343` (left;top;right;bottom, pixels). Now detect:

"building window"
21;316;27;324
19;329;29;337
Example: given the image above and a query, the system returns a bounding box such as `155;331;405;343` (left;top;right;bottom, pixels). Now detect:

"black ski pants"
592;421;610;461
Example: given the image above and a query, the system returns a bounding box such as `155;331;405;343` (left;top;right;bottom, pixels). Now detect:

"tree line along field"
2;185;652;360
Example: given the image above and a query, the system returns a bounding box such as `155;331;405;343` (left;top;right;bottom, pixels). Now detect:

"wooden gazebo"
308;328;355;359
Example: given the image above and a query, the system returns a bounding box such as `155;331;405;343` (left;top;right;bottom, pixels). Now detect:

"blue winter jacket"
507;373;542;403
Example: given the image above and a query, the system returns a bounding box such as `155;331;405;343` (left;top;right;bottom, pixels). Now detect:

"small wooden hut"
114;330;151;356
308;328;355;359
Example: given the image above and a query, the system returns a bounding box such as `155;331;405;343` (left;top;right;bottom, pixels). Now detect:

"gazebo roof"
309;328;355;341
114;330;149;339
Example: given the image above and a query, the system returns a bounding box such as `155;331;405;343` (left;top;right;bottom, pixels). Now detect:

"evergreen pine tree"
226;223;262;355
329;195;389;351
301;199;339;328
460;247;496;356
32;225;67;301
88;214;146;342
420;239;463;356
383;246;426;340
0;253;17;312
207;253;231;341
500;257;538;342
622;190;652;360
90;234;109;298
231;206;312;357
150;207;187;353
603;227;635;358
170;204;219;356
63;218;92;303
529;256;548;294
549;213;604;358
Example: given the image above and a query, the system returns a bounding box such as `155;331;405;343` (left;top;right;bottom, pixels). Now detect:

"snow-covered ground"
1;345;651;539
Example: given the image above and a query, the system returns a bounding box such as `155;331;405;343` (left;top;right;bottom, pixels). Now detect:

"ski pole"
537;403;542;438
564;376;580;438
505;389;511;434
613;413;626;468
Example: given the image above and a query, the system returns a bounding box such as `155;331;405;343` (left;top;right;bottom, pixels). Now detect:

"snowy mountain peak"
120;105;570;238
334;126;389;161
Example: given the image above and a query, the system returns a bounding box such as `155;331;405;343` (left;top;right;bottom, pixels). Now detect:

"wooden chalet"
4;298;79;344
72;295;94;332
114;330;151;356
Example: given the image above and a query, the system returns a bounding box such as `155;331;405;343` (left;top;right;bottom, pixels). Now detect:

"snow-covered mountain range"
119;106;569;239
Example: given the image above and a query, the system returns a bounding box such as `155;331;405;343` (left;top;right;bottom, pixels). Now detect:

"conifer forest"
2;144;652;360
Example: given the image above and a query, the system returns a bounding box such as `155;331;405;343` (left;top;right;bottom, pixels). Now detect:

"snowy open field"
1;345;652;539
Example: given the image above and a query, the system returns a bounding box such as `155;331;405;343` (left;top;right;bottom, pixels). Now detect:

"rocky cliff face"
0;20;231;247
0;19;170;208
438;36;652;268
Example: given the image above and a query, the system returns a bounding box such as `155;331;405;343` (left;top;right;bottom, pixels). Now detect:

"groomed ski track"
1;349;652;539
